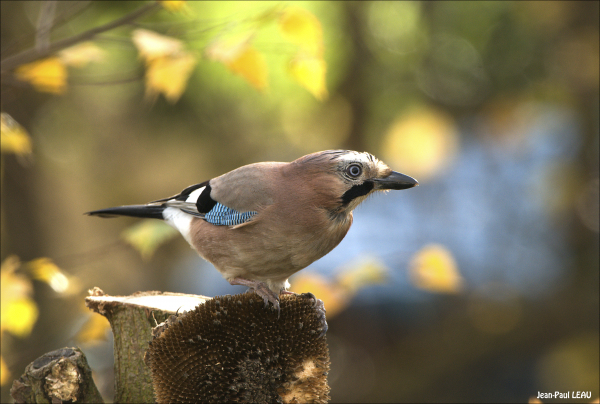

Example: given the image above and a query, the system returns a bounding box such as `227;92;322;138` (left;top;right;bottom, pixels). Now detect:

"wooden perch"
11;288;329;403
85;287;210;403
10;347;103;404
85;287;330;404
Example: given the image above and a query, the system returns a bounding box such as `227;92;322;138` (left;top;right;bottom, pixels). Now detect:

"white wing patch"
161;184;256;237
185;186;205;203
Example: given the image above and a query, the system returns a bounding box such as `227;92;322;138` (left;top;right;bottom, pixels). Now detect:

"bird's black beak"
373;171;419;190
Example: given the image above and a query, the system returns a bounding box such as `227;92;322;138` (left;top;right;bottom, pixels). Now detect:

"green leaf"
121;220;178;260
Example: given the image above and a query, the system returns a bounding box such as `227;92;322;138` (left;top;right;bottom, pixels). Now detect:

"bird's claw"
230;277;281;317
299;292;327;337
298;292;317;307
230;278;326;330
251;284;281;318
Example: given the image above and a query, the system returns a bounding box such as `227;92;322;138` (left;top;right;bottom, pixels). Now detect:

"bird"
87;150;418;312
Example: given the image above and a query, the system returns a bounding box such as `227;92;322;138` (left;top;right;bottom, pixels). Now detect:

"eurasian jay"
87;150;418;311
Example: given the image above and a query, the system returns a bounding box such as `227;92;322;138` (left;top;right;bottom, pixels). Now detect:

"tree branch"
1;2;160;73
35;1;57;53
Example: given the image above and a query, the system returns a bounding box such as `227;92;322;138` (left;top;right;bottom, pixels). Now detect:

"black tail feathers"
85;205;165;220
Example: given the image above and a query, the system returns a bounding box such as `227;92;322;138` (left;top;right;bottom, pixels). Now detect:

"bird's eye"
347;164;362;178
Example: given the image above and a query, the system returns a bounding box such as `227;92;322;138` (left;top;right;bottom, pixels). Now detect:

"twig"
1;2;160;73
0;2;92;57
35;1;57;53
51;1;93;32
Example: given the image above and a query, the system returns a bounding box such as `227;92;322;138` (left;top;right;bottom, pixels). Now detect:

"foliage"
6;2;327;103
1;1;598;401
409;244;463;294
290;256;388;317
121;220;178;260
1;113;32;159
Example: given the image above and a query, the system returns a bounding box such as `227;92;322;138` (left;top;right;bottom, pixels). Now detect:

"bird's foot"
229;277;281;317
280;289;295;295
280;291;328;337
302;293;328;337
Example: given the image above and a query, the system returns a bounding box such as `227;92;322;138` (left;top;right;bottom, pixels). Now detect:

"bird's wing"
162;200;205;218
203;202;257;226
151;181;209;203
162;180;258;226
209;162;284;212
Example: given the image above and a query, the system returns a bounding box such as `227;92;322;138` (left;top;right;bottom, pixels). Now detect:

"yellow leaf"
2;298;39;338
0;356;10;386
132;29;197;102
226;46;269;91
290;273;349;318
1;113;32;157
76;314;110;344
132;29;184;62
1;256;39;338
206;37;269;91
58;42;104;68
336;257;388;294
1;256;32;311
29;258;70;294
14;57;67;94
279;7;323;56
0;255;33;310
145;53;197;103
205;35;250;62
290;257;387;318
121;220;178;260
381;108;459;181
289;55;328;100
409;244;463;294
158;0;189;12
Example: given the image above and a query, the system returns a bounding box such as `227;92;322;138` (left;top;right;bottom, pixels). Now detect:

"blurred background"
1;1;598;402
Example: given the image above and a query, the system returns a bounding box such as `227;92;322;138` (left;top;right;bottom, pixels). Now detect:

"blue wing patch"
204;203;257;226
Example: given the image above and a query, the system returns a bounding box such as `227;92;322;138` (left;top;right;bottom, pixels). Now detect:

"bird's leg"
228;279;327;335
279;289;295;295
229;277;281;316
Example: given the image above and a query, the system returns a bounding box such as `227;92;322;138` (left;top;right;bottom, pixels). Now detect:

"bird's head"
293;150;418;216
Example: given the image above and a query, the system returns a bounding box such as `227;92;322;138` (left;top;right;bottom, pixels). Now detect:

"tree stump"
10;347;103;404
85;287;330;404
85;287;210;403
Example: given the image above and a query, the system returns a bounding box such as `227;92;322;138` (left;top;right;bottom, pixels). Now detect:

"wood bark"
85;287;210;403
